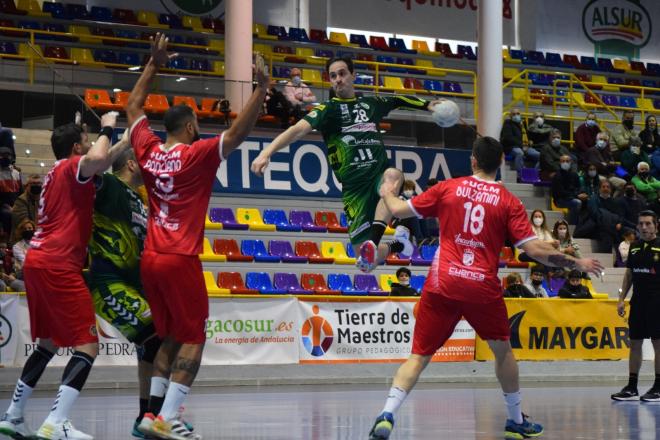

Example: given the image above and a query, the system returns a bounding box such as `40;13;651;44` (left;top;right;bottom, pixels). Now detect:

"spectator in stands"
389;267;418;296
265;80;292;129
0;241;23;292
621;137;649;177
524;266;549;298
639;115;659;156
540;128;572;180
618;183;646;228
11;174;41;234
579;164;601;198
503;273;535;298
11;218;33;289
611;110;638;161
618;229;636;266
583;132;626;194
574;112;600;164
0;126;16;163
400;180;423;244
519;210;554;262
526;111;553;149
0;146;21;236
631;161;660;213
212;97;232;125
552;219;581;258
575;180;627;252
551;155;586;224
500;108;539;171
283;68;316;122
558;269;592;299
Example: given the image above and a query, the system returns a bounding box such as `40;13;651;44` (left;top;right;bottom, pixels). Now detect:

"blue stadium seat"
327;274;367;295
159;14;187;29
263;209;302;232
41;2;61;14
509;49;523;62
65;3;88;19
424;79;443;92
647;63;660;76
580;56;598;71
544;52;567;68
90;6;113;22
0;41;17;54
458;44;477;60
168;57;189;70
601;94;619;107
190;58;210;71
339;212;348;228
48;3;71;20
597;58;621;73
388;37;416;54
93;49;117;64
241;240;280;262
316;48;333;58
288;27;309;42
420;244;438;261
410;275;425;294
118;52;139;66
349;33;370;48
523;50;544;65
246;272;287;295
444;82;463;94
619;96;636;108
267;25;288;40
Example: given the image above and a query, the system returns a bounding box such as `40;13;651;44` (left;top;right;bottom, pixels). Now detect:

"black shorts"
629;294;660;340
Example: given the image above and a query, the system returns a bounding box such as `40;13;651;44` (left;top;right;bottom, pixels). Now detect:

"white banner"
202;298;300;365
0;294;18;367
298;301;475;363
328;0;515;45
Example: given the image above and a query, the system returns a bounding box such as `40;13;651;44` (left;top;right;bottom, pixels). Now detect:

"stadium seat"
637;98;655;112
458;44;477;60
403;78;425;92
69;25;97;44
519;167;541;184
217;272;258;295
349;33;370;48
619;96;636;108
654;99;660;110
502;48;520;64
383;76;405;91
409;246;430;266
200;238;227;262
354;274;386;295
263;209;301;232
630;61;649;76
137;10;168;29
544;52;566;68
18;43;42;60
386;252;410;266
0;41;17;55
289;27;309;42
71;48;95;65
235;208;276;231
410;275;425;294
580;56;598;71
85;89;122;111
43;45;68;60
301;273;340;295
622;78;642;94
369;35;390;51
172;96;211;118
204;271;229;296
213;239;253;262
212;60;225;76
295;241;333;264
269;240;307;263
253;23;276;40
0;0;26;14
205;214;222;230
17;0;46;17
118;52;140;66
389;37;416;54
380;274;397;292
246;272;287;294
601;94;619;107
562;54;582;69
648;63;660;76
181;15;205;32
606;76;624;92
190;58;210;72
242;240;280;262
274;273;312;294
267;25;288;40
302;68;321;84
423;79;443;93
613;58;635;74
144;94;169;114
290;210;326;232
159;13;188;30
113;8;141;25
93;49;118;64
327;274;367;295
437;42;461;59
329;31;357;47
321;241;355;264
412;40;434;55
310;28;335;45
90;6;112;22
314;211;347;233
201;18;224;34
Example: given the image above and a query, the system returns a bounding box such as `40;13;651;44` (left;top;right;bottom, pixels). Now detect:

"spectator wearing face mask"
558;270;592;299
574;112;600;163
552;220;581;258
611;110;638;161
0;146;21;237
527;111;554;149
639;115;659;156
399;180;423;244
583;131;626;194
500;108;539;171
621;137;650;177
11;218;34;289
618;183;646;227
283;68;317;122
503;272;536;298
551;155;587;224
540;128;572;180
631;161;660;213
11;174;41;237
524;266;548;298
575;179;628;252
389;267;418;296
580;164;602;198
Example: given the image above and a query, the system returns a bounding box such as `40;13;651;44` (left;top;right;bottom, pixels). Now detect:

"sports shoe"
35;419;93;440
175;407;194;432
393;225;413;258
132;419;152;439
0;413;34;439
358;240;378;273
611;386;640;401
641;389;660;402
504;414;543;439
137;413;160;438
368;412;394;440
151;416;201;440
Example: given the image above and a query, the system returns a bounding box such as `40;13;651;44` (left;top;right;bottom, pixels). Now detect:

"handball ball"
431;100;461;128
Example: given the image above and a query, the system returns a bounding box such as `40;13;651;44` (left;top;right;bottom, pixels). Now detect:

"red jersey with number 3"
409;176;536;303
27;155;96;271
130;116;223;256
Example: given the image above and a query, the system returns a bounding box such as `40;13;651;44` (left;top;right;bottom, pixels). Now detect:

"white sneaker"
0;413;34;439
393;226;414;258
36;419;93;440
152;415;201;440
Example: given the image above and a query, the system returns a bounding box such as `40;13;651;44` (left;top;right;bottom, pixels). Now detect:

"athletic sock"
388;241;404;255
503;391;523;424
43;351;95;425
148;376;169;415
628;373;639;390
138;398;149;421
44;385;79;425
652;374;660;391
382;386;407;415
159;382;189;422
6;380;34;418
369;221;387;247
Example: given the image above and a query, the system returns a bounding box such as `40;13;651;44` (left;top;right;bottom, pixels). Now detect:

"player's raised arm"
79;112;126;178
251;118;313;177
519;238;605;277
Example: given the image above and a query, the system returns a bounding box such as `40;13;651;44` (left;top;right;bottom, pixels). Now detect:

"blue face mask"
512;115;521;123
586;119;596;127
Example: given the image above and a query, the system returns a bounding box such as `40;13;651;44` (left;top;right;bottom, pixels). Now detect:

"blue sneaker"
368;412;394;440
132;419;147;438
504;414;543;439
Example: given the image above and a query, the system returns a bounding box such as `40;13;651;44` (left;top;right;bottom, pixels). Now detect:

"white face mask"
596;139;606;149
403;190;414;198
535;117;544;126
292;75;301;86
631;147;640;155
399;279;409;286
586;119;596;127
560;162;571;171
533;218;544;227
558;229;567;238
588;170;598;177
551;138;561;147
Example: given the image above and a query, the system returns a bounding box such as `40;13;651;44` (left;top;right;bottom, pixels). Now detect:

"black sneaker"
611;387;639;401
641;389;660;402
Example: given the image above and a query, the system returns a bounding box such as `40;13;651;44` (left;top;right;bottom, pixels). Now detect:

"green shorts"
89;272;153;344
343;172;385;246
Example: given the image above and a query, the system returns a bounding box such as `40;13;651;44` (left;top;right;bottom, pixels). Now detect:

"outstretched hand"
150;32;178;68
251;152;270;177
379;180;399;198
254;52;269;89
575;257;605;277
100;111;119;128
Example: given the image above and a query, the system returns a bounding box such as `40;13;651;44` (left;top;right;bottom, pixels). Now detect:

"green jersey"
89;173;147;283
303;95;429;187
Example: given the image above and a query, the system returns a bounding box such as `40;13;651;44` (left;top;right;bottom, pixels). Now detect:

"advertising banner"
202;298;300;365
475;299;630;361
298;301;475;363
0;294;18;367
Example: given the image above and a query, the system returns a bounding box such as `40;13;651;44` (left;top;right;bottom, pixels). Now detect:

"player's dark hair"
472;136;503;174
51;123;83;160
325;56;354;74
396;267;411;278
112;147;136;173
638;210;658;224
163;104;195;134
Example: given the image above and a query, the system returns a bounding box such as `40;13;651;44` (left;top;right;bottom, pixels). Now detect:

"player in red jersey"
0;113;131;440
125;34;268;440
367;137;605;440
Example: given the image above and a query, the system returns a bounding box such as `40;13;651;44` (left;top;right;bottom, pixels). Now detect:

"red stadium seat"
217;272;258;295
213;239;254;262
300;273;340;295
314;211;347;233
295;241;333;264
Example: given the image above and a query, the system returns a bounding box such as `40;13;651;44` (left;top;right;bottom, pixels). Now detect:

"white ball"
431;100;461;128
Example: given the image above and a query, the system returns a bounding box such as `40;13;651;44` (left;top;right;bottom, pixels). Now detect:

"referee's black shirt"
627;237;660;296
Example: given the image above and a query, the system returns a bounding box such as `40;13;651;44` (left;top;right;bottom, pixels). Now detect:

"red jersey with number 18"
409;175;536;303
130;116;223;256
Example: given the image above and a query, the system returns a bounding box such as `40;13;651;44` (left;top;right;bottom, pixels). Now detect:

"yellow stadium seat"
205;214;222;230
321;242;356;264
568;91;596;108
302;69;321;84
637;98;654;111
591;74;617;92
591;292;609;299
512;88;541;105
412;40;435;55
613;59;636;74
551;198;569;217
68;25;98;44
415;59;445;76
296;47;325;65
200;238;227;262
18;43;43;61
204;271;230;296
254;43;273;54
385;225;395;235
209;39;224;55
236;208;276;231
383;76;405;91
182;15;206;32
503;48;521;64
329;32;359;47
71;48;96;66
17;0;48;17
380;274;397;292
137;10;168;29
212;61;224;76
253;23;277;40
503;67;521;82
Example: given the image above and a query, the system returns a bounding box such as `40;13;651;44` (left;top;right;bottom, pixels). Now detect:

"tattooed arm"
520;239;605;276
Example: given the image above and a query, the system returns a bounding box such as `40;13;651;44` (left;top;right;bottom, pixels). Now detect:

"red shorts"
412;292;510;356
24;266;98;347
141;250;208;344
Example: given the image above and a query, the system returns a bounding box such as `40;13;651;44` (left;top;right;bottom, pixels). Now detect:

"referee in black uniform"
612;210;660;402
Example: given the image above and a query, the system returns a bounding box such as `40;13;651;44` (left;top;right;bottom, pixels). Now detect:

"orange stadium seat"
172;96;211;118
144;94;169;114
85;89;122;111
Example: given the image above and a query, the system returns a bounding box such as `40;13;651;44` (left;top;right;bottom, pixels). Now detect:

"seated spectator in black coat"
639;115;659;156
264;80;292;128
389;267;418;296
503;273;536;298
540;129;573;181
500;108;539;171
558;270;593;299
617;183;646;228
551;155;588;224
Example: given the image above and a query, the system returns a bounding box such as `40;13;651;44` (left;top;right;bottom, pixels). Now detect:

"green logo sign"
160;0;224;17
